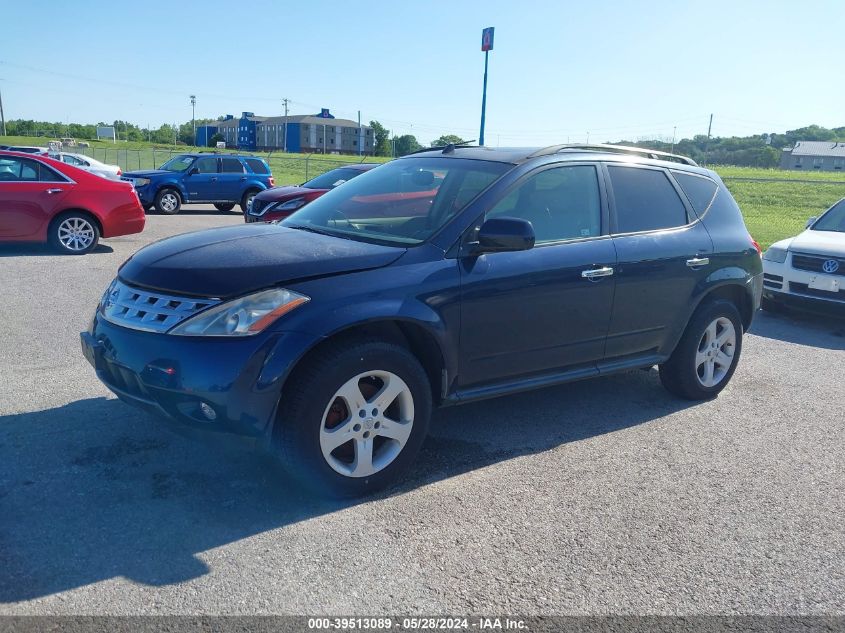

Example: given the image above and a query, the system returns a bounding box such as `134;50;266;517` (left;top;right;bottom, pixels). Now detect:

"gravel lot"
1;208;843;615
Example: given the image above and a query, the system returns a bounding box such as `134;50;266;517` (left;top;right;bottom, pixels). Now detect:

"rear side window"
221;157;244;173
608;166;688;234
672;172;718;215
245;158;269;174
0;157;66;182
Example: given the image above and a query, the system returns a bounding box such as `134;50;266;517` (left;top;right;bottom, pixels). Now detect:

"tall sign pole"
479;27;494;146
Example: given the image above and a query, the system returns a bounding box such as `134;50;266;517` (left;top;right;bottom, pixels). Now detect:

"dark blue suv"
82;144;763;497
123;153;274;215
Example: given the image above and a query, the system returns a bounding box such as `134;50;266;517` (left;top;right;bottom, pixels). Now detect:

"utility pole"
357;110;362;157
671;126;677;154
704;113;713;164
282;98;289;153
190;95;196;146
0;85;6;136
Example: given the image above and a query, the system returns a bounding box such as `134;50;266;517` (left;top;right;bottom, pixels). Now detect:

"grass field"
4;136;844;249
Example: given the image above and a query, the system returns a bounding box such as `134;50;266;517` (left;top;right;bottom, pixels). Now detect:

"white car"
762;198;845;314
52;152;122;180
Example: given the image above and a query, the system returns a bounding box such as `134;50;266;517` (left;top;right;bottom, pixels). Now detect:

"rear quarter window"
672;171;718;215
244;158;269;174
221;157;244;173
607;166;689;234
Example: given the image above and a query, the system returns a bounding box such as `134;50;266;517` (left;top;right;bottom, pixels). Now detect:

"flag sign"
481;27;494;51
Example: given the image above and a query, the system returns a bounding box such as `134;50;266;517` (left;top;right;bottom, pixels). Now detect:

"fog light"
199;402;217;421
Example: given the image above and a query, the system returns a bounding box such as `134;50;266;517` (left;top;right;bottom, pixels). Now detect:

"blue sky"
2;0;844;145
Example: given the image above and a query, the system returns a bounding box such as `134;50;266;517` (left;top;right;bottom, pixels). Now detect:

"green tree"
208;133;225;147
370;120;390;156
431;134;469;147
393;134;421;156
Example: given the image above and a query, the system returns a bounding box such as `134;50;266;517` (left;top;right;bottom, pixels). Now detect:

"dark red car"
0;151;145;254
245;163;377;223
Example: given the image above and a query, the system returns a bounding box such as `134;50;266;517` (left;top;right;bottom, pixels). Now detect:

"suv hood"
119;224;405;298
789;229;845;257
254;185;321;202
123;169;170;178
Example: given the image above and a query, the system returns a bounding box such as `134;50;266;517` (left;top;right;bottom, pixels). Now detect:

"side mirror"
469;217;535;254
806;216;817;229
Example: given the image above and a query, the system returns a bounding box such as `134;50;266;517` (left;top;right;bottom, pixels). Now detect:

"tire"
240;189;260;214
275;339;432;498
214;202;236;212
155;188;181;215
659;299;744;400
48;212;100;255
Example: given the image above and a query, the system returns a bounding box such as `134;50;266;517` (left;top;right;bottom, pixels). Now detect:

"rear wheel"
240;189;260;214
659;299;743;400
48;212;100;255
214;202;236;212
155;188;181;215
275;340;432;498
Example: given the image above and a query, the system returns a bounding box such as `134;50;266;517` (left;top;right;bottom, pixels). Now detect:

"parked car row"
0;150;145;254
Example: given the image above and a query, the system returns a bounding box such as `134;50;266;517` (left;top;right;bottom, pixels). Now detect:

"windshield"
159;155;194;172
813;199;845;233
303;167;368;190
281;157;509;245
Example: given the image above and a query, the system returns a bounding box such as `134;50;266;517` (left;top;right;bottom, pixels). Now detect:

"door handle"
211;177;217;182
581;266;614;279
240;176;247;181
686;257;710;268
46;188;63;194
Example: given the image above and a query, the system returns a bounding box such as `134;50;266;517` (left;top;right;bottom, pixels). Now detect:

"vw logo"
822;259;840;274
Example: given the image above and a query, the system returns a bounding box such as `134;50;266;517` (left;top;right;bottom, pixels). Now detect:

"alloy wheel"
319;370;415;478
57;217;95;252
159;192;178;212
695;316;736;388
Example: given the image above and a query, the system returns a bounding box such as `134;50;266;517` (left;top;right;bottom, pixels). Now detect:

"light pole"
479;27;494;146
190;95;196;146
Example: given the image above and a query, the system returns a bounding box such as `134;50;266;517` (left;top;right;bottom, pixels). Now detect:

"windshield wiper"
284;223;342;238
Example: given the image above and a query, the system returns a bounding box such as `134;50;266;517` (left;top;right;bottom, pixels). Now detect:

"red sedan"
0;151;145;254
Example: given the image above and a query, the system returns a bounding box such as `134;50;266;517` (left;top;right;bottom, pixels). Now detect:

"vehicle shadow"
0;369;693;602
0;243;114;257
749;308;845;350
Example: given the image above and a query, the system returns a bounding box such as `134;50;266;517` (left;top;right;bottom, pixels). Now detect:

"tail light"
269;177;275;187
750;235;762;257
117;168;122;176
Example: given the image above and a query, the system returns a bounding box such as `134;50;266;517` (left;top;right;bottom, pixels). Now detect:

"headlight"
276;197;306;212
134;177;151;187
168;288;309;336
762;247;788;263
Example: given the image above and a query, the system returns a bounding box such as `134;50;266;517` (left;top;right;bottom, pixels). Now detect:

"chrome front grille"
792;252;845;276
101;280;220;333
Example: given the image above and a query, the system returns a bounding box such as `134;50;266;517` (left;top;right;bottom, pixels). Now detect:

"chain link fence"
67;146;386;185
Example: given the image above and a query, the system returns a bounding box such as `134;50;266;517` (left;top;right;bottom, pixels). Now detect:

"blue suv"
123;153;274;215
83;144;762;497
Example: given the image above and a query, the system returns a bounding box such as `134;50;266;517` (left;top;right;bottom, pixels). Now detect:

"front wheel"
155;188;181;215
275;340;432;498
214;202;236;212
659;300;743;400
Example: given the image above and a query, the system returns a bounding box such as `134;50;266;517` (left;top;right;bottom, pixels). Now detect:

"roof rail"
408;140;478;156
529;143;698;166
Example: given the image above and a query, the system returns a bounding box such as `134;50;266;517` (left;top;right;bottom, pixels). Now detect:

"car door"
602;163;714;361
217;156;247;201
0;156;70;238
458;163;616;388
183;156;219;201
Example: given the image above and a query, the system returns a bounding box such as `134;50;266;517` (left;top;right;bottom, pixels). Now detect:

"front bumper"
81;314;321;437
762;257;845;316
